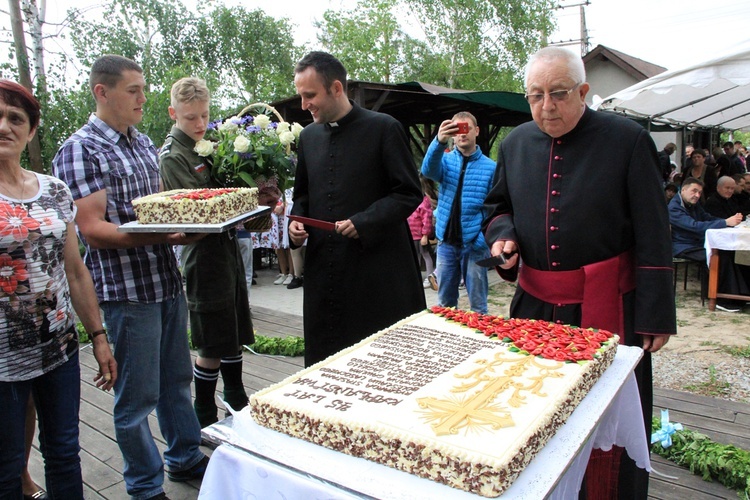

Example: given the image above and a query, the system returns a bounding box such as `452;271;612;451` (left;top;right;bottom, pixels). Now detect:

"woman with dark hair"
0;80;117;499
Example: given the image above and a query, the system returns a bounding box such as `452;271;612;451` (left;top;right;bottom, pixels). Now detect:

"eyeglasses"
524;84;581;105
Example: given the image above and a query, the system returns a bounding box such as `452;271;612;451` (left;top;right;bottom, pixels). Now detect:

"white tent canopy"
595;40;750;131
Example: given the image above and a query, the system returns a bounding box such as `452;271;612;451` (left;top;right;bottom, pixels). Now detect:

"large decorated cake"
132;187;258;224
249;306;619;497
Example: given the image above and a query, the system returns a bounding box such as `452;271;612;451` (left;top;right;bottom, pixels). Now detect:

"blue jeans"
436;241;490;314
101;293;203;499
237;233;254;293
0;351;83;499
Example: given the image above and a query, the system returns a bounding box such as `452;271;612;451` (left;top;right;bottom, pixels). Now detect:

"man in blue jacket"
421;112;495;313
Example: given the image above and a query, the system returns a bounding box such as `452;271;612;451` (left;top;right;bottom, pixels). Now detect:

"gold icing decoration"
417;353;564;436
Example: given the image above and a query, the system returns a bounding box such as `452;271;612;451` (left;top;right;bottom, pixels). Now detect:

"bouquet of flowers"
194;103;303;201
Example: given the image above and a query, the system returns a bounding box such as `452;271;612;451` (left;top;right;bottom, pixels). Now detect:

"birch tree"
6;0;43;171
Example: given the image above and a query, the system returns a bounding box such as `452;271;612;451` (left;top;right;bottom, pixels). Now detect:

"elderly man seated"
669;177;748;311
705;176;742;218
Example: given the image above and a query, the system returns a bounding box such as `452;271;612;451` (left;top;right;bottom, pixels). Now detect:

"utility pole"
549;1;591;57
578;4;589;56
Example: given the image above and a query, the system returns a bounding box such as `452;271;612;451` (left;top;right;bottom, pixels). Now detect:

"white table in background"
704;226;750;311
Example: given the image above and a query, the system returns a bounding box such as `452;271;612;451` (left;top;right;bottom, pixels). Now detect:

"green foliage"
76;322;89;343
247;335;305;357
78;319;304;357
315;0;554;91
722;345;750;358
35;83;93;174
722;131;750;146
36;0;302;158
404;0;556;91
195;6;301;108
317;0;412;84
652;416;750;495
684;365;732;397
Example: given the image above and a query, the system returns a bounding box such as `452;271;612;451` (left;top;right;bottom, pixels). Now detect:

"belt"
518;250;635;334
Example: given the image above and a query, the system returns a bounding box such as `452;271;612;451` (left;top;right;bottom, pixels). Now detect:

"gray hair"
523;47;586;90
717;176;736;188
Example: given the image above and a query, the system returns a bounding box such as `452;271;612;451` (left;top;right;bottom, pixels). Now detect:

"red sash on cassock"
518;250;635;335
518;250;636;499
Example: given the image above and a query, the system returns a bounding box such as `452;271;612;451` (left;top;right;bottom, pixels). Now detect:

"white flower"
278;131;295;147
194;139;215;157
253;114;271;129
37;208;65;238
219;117;240;132
234;135;252;153
276;121;291;134
291;122;304;139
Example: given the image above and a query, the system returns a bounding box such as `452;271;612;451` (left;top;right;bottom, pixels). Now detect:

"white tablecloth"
199;346;648;499
705;226;750;265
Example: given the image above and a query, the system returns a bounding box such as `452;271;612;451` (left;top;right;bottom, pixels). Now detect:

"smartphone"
456;122;469;134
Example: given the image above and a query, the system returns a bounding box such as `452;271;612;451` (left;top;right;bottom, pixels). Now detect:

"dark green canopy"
271;80;532;156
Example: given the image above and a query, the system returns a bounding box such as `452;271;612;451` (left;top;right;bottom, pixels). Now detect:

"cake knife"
476;253;513;268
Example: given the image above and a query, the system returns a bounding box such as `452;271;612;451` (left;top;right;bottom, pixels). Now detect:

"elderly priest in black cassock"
482;47;677;499
288;52;426;368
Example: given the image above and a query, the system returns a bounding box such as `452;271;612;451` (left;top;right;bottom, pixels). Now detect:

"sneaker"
458;279;466;290
273;273;287;285
423;278;431;289
428;273;438;291
166;455;210;482
146;493;170;500
282;274;293;285
715;304;740;313
287;276;304;289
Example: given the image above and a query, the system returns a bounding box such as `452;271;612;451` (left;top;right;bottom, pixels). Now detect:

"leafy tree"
315;0;554;92
64;0;203;143
316;0;411;84
405;0;556;91
50;0;301;153
195;6;301;110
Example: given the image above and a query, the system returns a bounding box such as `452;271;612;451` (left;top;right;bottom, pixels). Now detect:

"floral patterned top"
0;173;78;382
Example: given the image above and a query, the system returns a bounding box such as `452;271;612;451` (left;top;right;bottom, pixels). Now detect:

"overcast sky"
28;0;750;77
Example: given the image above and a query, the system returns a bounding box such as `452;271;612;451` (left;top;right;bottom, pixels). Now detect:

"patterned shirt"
0;174;78;382
52;114;181;303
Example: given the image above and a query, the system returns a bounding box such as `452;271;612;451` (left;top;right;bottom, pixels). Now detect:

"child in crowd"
284;187;305;289
408;187;436;289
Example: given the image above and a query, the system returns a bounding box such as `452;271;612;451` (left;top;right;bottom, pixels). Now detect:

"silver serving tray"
117;206;271;233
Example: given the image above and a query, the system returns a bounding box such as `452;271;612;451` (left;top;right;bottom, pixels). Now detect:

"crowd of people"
11;44;747;500
657;132;750;312
665;141;750;312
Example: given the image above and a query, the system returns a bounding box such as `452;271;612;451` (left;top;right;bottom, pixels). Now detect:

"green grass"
722;345;750;358
695;340;750;358
684;365;731;397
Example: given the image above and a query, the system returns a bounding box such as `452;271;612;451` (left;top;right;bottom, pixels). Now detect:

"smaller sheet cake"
132;187;258;224
249;306;619;497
